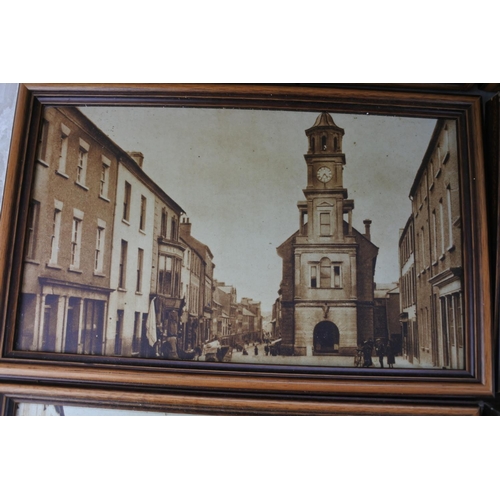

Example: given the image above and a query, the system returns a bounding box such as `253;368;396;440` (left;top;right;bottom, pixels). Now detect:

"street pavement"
229;342;432;369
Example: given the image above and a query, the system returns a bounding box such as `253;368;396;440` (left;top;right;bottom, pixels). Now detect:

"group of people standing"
359;339;396;368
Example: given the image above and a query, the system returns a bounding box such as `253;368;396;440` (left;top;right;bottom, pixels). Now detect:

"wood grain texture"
0;383;481;415
0;361;492;397
485;95;500;396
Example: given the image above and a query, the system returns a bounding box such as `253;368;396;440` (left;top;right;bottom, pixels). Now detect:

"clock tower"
300;112;352;245
277;112;378;357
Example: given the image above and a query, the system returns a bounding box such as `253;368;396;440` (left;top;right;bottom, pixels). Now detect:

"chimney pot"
363;219;372;241
181;217;192;235
129;151;144;168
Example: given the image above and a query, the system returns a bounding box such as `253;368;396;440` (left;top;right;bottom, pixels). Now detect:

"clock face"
317;166;333;183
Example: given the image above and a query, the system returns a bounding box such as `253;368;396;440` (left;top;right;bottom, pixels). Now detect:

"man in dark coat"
375;341;386;368
361;341;373;367
386;339;396;368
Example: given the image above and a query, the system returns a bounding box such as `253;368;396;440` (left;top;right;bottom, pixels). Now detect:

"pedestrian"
242;348;248;355
354;345;363;367
361;340;373;367
386;339;396;368
264;344;269;356
375;340;386;368
254;345;258;355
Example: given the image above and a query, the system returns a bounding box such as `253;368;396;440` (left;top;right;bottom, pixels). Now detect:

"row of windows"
160;208;178;240
38;120;182;244
189;284;200;314
417;186;455;272
415;126;451;209
27;201;189;301
191;253;202;277
399;221;414;266
123;183;179;240
37;119;111;199
118;240;145;293
25;199;106;274
122;181;148;234
38;121;183;254
205;280;212;308
400;266;416;309
441;292;463;359
414;292;463;367
27;198;181;297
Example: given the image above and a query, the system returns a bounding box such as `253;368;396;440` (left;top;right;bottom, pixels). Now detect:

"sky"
79;106;437;312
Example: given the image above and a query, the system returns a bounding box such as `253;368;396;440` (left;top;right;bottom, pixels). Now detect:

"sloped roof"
306;112;345;133
277;221;379;253
180;227;214;262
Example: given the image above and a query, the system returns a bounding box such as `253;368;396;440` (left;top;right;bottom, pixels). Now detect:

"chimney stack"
181;217;191;236
129;151;144;168
363;219;372;241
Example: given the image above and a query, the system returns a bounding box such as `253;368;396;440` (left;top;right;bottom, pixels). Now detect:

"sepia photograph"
15;104;464;370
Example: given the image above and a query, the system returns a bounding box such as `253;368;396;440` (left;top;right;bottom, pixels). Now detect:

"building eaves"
409;119;446;199
67;107;185;215
180;229;214;262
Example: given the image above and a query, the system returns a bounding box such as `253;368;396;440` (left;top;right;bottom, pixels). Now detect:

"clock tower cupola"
299;112;355;243
305;112;346;190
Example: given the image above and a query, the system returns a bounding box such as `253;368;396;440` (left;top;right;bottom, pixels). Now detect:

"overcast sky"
79;106;436;312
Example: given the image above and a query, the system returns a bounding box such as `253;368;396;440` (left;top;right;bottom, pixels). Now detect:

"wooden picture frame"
485;93;500;399
0;384;482;416
0;84;494;407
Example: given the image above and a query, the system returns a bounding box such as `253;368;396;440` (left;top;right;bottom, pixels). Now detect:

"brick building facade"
399;119;464;368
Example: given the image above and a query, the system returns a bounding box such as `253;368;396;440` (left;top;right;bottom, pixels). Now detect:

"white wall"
0;83;19;211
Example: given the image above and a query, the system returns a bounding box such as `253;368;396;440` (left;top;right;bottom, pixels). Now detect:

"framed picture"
0;384;481;416
0;84;493;401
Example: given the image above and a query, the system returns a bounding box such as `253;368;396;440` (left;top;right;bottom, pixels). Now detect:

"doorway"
313;321;340;353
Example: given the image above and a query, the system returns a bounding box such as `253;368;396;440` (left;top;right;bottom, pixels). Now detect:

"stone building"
104;146;185;358
214;281;238;346
271;294;282;341
18;107;119;354
240;297;262;344
17;106;187;359
105;152;157;357
179;218;214;349
400;119;463;368
373;283;401;354
276;112;378;356
212;287;230;343
147;181;186;356
399;215;417;362
212;284;231;344
235;305;256;345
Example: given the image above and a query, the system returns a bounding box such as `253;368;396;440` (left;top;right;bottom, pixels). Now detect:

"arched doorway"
313;321;340;353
